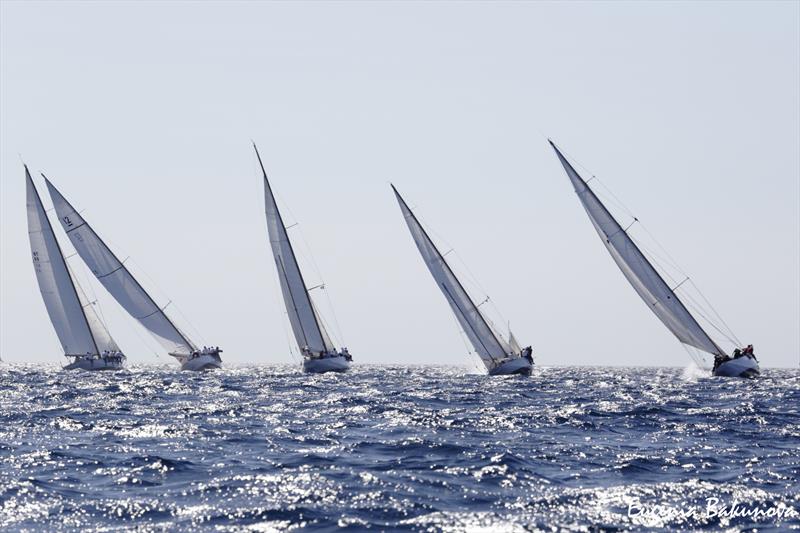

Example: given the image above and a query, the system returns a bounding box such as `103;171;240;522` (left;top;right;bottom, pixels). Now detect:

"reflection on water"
0;365;797;530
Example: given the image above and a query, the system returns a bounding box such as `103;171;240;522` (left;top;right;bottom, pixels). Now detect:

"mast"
392;184;505;362
27;167;100;356
44;175;196;353
254;143;330;353
549;140;726;357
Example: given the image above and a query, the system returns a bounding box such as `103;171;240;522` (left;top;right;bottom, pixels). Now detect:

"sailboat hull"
64;356;125;371
713;356;760;378
489;357;532;376
172;353;223;371
303;355;350;374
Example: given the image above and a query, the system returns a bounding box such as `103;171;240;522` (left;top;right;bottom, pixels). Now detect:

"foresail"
44;177;195;355
255;145;333;354
392;185;509;368
508;330;522;355
68;263;119;353
550;141;725;356
26;168;98;356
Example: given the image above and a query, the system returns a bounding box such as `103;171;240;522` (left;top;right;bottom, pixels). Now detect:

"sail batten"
45;176;196;355
255;144;335;355
27;168;115;356
550;140;726;357
392;185;511;369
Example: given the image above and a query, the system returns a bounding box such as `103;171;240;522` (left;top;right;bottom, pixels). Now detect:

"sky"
1;1;798;368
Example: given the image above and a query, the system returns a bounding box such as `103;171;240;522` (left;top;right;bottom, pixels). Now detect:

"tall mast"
254;143;329;352
392;184;505;362
44;175;195;352
550;140;726;357
27;167;101;355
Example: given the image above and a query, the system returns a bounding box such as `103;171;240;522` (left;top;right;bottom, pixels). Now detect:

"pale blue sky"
1;1;798;367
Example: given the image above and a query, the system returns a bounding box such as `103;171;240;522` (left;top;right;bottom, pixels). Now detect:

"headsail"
550;140;725;357
44;176;196;356
69;262;120;353
254;144;335;355
508;329;522;355
27;167;102;356
392;185;512;369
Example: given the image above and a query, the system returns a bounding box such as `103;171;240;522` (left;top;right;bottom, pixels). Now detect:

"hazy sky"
1;1;798;368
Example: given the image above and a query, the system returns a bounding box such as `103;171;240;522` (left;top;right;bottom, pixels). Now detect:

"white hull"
713;356;760;378
64;356;125;371
303;355;350;374
489;356;533;376
171;353;222;371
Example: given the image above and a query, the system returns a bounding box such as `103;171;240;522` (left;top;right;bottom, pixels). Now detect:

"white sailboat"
26;166;125;371
254;144;352;374
42;175;222;371
549;140;760;378
392;185;534;376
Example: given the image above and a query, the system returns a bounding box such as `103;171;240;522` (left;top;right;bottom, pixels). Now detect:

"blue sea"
0;365;797;531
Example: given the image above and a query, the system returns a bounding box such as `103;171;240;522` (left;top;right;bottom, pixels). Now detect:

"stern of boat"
489;356;533;376
64;355;125;371
303;354;350;374
713;355;760;378
173;351;223;371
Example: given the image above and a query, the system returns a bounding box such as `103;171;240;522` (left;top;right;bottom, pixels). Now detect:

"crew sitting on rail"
522;346;533;364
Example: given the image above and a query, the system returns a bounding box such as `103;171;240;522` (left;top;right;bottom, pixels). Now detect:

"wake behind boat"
392;185;534;376
255;143;353;374
26;166;125;371
43;175;222;371
549;140;760;378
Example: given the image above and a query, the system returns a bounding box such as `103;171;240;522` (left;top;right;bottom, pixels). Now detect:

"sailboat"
549;140;760;378
254;144;352;373
42;175;223;371
392;185;534;376
26;166;125;371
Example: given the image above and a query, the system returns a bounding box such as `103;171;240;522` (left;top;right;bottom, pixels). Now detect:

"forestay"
27;168;100;355
45;177;195;355
392;185;512;369
550;141;725;357
254;144;335;355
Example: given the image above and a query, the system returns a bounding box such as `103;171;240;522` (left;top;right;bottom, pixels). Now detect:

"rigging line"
321;286;346;348
553;144;637;220
442;284;498;365
671;277;691;292
689;279;742;346
635;238;688;284
127;257;205;346
643;248;736;345
421;217;510;336
277;198;345;345
643;240;738;343
680;292;740;346
447;301;485;373
681;344;709;371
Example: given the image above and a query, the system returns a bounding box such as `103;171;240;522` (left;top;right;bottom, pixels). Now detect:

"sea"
0;365;797;532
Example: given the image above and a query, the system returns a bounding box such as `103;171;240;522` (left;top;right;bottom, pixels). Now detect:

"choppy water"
0;365;798;531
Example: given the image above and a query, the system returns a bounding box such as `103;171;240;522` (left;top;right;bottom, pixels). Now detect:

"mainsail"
26;168;116;355
550;140;726;357
44;176;196;356
392;185;512;369
254;144;336;355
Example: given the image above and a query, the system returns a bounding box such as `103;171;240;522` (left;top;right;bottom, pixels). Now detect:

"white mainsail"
44;176;196;356
254;144;336;355
550;140;726;357
392;185;512;370
26;168;116;355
